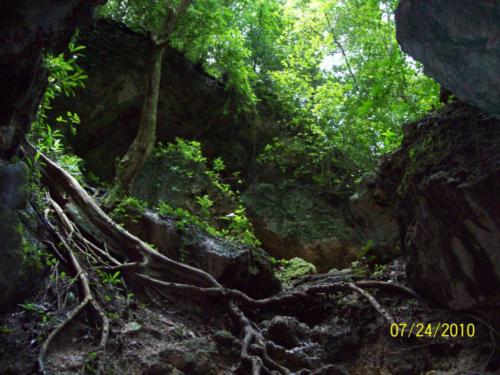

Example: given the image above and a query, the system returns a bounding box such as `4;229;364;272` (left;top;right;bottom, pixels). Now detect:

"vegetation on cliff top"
99;0;439;194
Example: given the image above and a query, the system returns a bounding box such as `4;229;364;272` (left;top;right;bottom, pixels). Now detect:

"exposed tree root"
347;282;395;325
26;144;422;374
135;273;415;313
37;202;109;375
38;298;90;374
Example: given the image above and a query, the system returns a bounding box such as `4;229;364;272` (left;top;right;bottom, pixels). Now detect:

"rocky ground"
0;258;496;374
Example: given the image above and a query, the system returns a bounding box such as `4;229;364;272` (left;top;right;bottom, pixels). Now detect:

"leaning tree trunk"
109;0;194;199
112;43;165;196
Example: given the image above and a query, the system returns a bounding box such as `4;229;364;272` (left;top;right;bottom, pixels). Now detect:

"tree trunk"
112;44;165;196
109;0;194;201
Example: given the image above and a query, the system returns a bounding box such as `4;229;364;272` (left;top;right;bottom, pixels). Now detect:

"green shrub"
110;196;147;224
151;138;260;246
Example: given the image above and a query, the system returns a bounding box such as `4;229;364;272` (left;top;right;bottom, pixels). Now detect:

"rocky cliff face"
399;102;500;310
396;0;500;119
243;182;359;272
0;0;104;158
50;21;362;272
50;20;274;181
0;162;29;308
354;101;500;310
390;0;500;310
349;172;400;264
0;0;103;309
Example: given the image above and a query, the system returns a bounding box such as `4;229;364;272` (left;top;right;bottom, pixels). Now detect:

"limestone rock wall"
0;0;104;158
398;103;500;310
0;162;29;308
355;102;500;310
394;1;500;309
243;182;359;272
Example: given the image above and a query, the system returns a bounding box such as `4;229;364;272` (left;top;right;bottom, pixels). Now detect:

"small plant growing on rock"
19;303;49;322
372;264;386;278
221;205;261;246
29;41;88;183
196;194;214;217
100;271;122;287
110;196;147;224
0;325;13;335
148;140;260;246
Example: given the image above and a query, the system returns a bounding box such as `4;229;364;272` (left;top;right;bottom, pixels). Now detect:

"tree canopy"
99;0;439;191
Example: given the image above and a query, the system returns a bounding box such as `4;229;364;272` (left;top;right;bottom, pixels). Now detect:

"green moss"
275;257;317;284
398;133;450;196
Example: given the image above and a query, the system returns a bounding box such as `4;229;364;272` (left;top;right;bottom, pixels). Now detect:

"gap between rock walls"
0;1;499;374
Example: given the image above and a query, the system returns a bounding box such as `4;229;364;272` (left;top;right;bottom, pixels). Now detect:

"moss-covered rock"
275;257;317;284
0;162;44;309
242;182;359;272
130;140;220;210
355;101;500;310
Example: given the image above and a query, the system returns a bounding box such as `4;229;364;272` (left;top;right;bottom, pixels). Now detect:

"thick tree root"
37;201;109;375
27;145;421;374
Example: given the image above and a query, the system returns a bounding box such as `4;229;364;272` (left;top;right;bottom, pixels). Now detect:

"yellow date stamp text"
389;322;475;338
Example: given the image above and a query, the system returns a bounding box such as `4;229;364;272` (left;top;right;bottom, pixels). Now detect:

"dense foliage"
100;0;439;192
28;0;441;243
261;0;439;190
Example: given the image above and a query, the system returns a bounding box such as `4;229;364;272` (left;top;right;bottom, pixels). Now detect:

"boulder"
129;140;233;211
0;162;43;309
377;102;500;310
396;0;500;118
242;182;358;272
124;210;281;298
